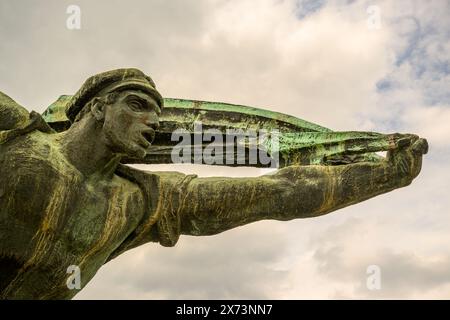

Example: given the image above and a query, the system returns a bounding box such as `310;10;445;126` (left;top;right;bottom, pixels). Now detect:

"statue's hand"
387;134;428;183
388;133;412;149
411;137;429;155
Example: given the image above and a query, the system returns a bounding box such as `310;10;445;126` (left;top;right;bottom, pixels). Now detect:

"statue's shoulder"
115;164;196;187
0;91;30;130
0;129;57;172
114;164;196;205
0;91;55;145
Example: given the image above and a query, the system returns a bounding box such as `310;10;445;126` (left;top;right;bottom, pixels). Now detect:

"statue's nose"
145;117;160;130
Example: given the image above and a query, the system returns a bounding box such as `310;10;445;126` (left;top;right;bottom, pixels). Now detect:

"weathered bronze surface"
0;68;428;299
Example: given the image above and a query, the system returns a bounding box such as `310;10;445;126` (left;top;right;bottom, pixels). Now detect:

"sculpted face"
99;90;161;159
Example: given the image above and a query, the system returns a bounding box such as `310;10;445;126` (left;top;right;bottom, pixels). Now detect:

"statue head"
66;68;163;159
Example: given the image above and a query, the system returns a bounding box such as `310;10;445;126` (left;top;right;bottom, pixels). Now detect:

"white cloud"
401;106;450;149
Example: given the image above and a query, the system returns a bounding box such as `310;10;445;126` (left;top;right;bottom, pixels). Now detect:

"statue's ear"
90;97;105;121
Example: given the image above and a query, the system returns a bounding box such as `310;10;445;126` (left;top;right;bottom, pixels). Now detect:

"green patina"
0;68;428;300
42;95;331;133
42;95;387;167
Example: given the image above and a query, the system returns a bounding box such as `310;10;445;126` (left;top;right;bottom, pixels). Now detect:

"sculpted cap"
66;68;163;122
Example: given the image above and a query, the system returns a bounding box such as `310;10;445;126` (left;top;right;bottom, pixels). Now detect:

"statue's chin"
107;136;147;159
125;144;147;160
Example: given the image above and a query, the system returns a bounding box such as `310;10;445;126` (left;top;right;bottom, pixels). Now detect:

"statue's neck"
59;118;121;179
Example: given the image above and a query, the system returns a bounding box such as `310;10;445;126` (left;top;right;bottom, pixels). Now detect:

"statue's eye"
128;100;144;112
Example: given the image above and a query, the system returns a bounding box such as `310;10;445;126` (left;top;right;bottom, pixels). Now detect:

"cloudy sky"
1;0;449;299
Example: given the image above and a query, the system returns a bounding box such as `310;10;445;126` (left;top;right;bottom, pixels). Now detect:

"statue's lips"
141;129;155;145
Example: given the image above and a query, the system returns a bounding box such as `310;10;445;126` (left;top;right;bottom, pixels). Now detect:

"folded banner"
42;96;397;168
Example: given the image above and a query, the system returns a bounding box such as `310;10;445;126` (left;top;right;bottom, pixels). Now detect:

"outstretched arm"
177;136;428;236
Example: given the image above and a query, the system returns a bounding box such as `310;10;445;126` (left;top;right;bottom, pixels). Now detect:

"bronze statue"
0;68;428;299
